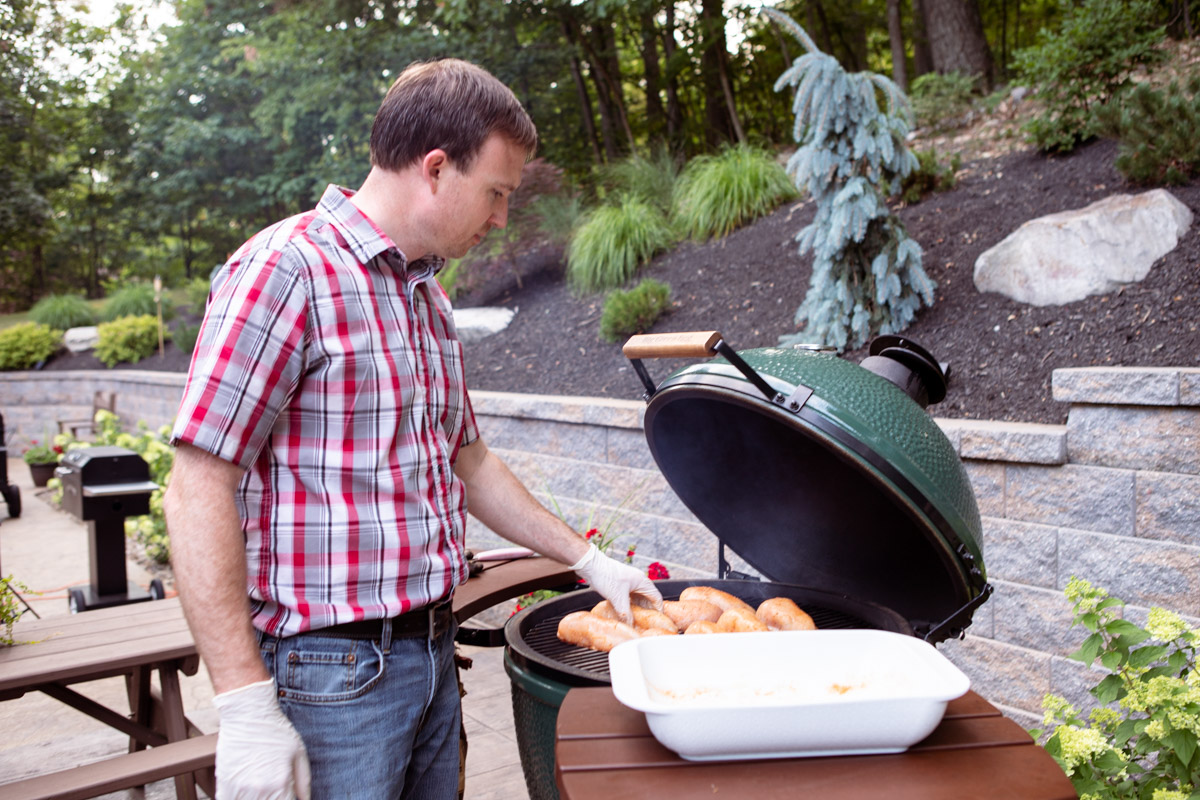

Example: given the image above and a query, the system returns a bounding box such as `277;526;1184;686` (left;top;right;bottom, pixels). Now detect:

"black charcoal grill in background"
0;413;21;519
502;332;992;800
57;446;164;613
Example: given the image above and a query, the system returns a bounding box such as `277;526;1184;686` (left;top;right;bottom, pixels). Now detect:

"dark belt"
315;598;454;639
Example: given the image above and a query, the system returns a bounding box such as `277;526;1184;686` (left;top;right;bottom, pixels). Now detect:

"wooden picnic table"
0;556;574;800
555;687;1078;800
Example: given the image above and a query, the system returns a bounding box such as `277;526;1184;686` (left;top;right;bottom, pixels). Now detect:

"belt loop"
381;617;393;653
427;604;436;639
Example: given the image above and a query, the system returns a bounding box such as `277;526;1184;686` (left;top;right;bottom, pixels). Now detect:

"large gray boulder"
62;326;100;353
453;306;516;344
973;189;1193;306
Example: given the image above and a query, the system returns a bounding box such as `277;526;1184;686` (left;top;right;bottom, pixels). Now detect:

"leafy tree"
764;7;934;352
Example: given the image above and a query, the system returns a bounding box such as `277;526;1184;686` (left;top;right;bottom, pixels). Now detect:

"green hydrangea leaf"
1072;632;1105;663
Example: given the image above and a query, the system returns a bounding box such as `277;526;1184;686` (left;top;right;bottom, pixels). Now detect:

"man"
163;58;661;800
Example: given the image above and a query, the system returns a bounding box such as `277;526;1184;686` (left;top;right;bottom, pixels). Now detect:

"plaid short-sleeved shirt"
171;185;478;637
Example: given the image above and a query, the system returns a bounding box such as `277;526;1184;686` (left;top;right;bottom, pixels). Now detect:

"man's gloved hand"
212;678;311;800
571;543;664;624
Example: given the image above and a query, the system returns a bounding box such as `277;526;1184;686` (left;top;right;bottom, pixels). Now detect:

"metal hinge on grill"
718;541;760;581
917;583;994;643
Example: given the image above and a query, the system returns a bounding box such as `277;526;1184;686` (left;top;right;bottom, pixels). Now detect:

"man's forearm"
164;444;269;695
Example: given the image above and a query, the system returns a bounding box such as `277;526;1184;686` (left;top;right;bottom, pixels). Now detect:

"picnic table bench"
0;556;572;800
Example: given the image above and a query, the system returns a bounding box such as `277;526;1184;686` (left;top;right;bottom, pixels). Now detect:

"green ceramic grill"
623;331;991;642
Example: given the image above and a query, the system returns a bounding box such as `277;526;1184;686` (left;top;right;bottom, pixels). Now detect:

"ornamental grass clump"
29;294;96;329
672;144;796;240
1033;577;1200;799
762;7;934;352
566;194;673;293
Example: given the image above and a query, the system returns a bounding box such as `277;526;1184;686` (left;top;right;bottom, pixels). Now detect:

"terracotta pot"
28;462;56;487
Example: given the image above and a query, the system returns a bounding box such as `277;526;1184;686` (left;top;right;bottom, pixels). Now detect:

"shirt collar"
317;184;445;279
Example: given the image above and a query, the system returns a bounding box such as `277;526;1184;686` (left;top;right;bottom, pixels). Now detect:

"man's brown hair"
370;58;537;173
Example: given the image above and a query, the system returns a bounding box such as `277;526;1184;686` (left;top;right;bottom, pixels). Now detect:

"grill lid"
625;332;990;642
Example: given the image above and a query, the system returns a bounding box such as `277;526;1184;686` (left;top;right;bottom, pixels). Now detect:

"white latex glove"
212;678;312;800
571;543;664;623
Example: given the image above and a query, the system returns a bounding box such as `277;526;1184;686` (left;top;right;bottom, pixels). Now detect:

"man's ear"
421;149;449;193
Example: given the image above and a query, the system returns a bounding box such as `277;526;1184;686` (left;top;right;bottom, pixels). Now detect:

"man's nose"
490;201;509;229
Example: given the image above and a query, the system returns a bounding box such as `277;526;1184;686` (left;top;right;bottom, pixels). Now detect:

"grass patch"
673;144;796;240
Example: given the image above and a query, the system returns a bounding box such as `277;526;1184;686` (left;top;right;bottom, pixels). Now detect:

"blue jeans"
257;608;461;800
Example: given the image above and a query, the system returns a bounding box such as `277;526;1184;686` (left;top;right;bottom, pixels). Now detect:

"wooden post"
154;275;165;358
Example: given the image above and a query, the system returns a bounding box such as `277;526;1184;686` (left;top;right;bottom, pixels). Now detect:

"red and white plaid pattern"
172;185;478;637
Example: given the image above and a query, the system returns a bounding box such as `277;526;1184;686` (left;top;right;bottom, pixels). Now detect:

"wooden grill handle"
622;331;723;360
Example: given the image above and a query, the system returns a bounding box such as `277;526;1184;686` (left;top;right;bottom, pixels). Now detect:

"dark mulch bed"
39;138;1200;425
456;138;1200;425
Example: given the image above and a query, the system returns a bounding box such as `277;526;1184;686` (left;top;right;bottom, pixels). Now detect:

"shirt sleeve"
171;245;310;469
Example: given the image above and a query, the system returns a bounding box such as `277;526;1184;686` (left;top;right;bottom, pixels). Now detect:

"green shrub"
102;283;172;322
599;279;672;343
94;315;165;367
1013;0;1165;152
672;145;797;240
182;276;212;316
901;149;962;204
29;294;96;329
0;322;62;370
909;71;979;131
566;195;674;293
1095;75;1200;186
173;321;202;355
436;260;464;300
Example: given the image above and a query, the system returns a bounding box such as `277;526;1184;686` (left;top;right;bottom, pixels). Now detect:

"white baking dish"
608;629;970;761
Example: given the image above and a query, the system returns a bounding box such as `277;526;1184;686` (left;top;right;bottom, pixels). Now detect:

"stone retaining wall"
2;365;1198;727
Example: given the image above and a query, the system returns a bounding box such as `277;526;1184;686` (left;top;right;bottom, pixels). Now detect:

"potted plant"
22;440;62;487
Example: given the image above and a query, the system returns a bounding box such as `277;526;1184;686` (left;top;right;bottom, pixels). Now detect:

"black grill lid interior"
643;388;973;637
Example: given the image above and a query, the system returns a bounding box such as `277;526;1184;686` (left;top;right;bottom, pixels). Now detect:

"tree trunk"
576;20;636;156
910;0;935;78
661;3;685;152
639;9;667;145
699;0;737;147
887;0;908;90
561;17;603;165
923;0;995;89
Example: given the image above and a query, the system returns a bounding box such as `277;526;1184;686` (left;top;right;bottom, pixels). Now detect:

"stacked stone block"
4;364;1198;732
939;366;1200;727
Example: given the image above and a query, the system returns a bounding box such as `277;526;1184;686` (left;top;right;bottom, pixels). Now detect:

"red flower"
647;562;670;580
52;444;63;455
584;528;598;540
626;548;636;558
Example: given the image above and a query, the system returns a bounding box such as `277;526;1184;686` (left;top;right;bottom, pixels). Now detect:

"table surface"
0;556;574;697
555;687;1077;800
0;597;198;699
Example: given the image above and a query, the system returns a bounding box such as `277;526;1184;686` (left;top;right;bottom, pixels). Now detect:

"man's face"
429;134;526;260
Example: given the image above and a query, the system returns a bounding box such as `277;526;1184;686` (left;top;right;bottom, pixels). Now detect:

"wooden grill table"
0;556;573;800
555;687;1077;800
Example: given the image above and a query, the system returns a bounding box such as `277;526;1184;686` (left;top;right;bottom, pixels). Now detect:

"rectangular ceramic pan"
608;629;970;761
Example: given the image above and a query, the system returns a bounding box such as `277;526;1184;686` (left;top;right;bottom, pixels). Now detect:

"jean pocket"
276;636;386;704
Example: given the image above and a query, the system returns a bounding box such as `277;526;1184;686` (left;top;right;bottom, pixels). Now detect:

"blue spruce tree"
763;8;935;351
